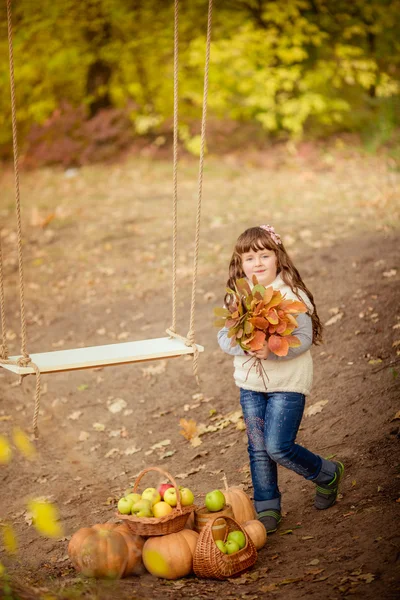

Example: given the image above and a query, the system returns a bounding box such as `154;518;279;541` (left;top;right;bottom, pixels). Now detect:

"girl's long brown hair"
225;227;323;344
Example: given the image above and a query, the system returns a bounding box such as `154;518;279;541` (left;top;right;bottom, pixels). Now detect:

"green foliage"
0;0;399;161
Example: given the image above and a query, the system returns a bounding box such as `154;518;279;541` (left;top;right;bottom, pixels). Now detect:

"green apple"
164;487;182;507
227;530;246;549
180;487;194;507
125;493;141;505
205;490;226;512
131;498;153;517
225;539;240;555
117;496;133;515
215;539;227;554
141;487;161;507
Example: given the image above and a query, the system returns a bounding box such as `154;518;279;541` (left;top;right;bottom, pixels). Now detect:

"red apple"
158;483;174;500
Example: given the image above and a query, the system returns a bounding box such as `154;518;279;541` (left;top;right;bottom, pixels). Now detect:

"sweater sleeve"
268;312;313;361
217;327;247;356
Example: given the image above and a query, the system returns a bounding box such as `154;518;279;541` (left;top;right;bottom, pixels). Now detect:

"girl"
217;225;344;534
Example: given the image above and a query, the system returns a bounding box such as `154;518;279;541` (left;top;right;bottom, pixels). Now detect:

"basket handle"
132;466;183;513
208;515;247;537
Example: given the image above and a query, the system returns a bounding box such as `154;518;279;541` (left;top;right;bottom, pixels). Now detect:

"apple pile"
117;483;194;519
215;530;246;555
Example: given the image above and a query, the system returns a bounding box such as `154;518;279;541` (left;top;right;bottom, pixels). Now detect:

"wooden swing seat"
0;337;204;375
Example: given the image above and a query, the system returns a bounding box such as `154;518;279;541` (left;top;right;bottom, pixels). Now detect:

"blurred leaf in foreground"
27;500;63;538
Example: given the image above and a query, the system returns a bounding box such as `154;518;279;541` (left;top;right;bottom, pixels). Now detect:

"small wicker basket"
116;466;196;536
193;515;257;580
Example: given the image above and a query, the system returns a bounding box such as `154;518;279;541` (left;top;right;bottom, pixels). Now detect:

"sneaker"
315;461;344;510
257;510;282;534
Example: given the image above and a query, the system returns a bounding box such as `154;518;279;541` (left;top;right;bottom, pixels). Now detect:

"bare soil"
0;148;399;599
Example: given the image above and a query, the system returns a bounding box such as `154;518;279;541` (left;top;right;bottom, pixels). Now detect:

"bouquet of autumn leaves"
214;276;308;358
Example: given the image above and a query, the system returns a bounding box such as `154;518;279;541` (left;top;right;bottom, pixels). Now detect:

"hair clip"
259;224;282;245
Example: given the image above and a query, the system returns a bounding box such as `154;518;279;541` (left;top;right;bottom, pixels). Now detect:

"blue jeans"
239;389;336;513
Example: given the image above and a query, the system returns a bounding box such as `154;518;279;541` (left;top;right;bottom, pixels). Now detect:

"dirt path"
0;151;399;599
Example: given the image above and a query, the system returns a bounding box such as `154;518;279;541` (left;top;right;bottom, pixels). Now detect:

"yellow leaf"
0;436;12;464
179;418;198;441
2;523;17;554
27;500;63;538
0;561;5;576
190;436;202;448
12;427;36;460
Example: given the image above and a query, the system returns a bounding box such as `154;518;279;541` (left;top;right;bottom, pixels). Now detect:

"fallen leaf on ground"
92;423;106;432
160;450;176;459
175;464;205;478
105;448;119;458
141;361;166;377
145;439;171;455
67;411;82;421
124;446;141;455
108;398;127;413
383;269;397;277
305;400;329;417
77;384;89;391
78;431;90;441
325;312;343;326
179;418;198;441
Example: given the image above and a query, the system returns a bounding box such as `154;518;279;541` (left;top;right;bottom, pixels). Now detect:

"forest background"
0;0;399;166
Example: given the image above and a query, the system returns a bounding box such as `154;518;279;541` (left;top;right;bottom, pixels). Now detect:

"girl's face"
241;246;278;287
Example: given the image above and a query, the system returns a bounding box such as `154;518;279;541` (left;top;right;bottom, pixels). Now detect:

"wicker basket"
116;466;196;536
193;515;257;579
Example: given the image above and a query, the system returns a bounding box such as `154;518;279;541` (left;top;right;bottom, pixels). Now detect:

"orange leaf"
266;309;279;325
268;335;289;356
179;418;198;441
276;321;287;334
263;286;274;304
286;335;301;348
279;299;307;314
248;330;266;351
248;316;269;329
286;314;299;327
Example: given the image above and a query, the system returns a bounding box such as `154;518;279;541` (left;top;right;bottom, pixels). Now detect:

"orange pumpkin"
242;519;267;550
142;529;199;579
68;524;144;578
93;523;145;575
219;485;256;523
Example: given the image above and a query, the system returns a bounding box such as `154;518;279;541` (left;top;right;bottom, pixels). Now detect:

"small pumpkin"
219;478;256;523
93;523;145;575
242;519;267;550
142;529;199;579
68;523;144;578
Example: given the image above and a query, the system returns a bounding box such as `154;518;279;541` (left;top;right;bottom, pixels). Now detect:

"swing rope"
169;0;179;335
0;0;41;438
166;0;213;384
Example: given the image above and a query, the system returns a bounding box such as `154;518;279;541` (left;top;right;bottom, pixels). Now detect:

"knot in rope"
17;354;31;367
0;343;8;359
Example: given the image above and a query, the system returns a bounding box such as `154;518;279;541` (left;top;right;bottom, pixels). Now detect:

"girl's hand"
249;342;270;360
